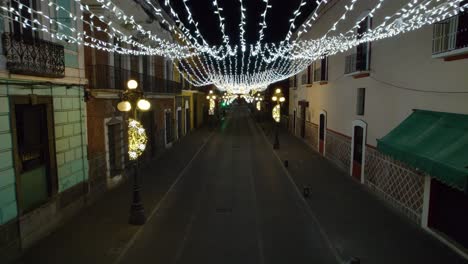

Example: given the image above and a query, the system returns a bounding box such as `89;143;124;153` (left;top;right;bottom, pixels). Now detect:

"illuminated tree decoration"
128;118;148;160
272;104;281;123
256;101;261;111
209;99;216;115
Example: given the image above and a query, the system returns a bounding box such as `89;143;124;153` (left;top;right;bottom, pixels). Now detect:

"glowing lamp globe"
137;99;151;111
279;97;285;102
275;88;281;94
272;96;278;102
117;101;132;112
127;80;138;90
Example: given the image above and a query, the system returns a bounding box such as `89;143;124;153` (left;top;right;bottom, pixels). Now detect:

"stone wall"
0;84;88;252
0;96;16;226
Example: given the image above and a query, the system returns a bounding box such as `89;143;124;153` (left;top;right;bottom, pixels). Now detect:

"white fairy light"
3;0;466;94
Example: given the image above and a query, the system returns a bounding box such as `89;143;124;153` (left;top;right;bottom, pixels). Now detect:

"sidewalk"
259;121;467;264
15;128;213;264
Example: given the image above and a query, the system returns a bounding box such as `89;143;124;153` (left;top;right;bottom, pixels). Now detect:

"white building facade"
289;0;468;258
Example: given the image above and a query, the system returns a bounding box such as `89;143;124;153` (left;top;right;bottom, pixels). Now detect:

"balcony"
86;64;182;94
432;13;468;61
344;52;370;78
2;33;65;78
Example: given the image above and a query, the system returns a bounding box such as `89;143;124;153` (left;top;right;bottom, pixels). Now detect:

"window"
107;122;123;178
153;56;165;79
290;76;297;88
10;0;38;40
165;60;172;80
301;73;308;85
356;88;366;115
114;39;124;89
356;17;371;71
346;16;372;73
130;55;139;81
165;110;173;145
313;57;328;82
432;0;468;55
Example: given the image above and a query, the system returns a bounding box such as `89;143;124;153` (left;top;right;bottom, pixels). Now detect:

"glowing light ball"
117;101;132;112
127;80;138;90
137;99;151;111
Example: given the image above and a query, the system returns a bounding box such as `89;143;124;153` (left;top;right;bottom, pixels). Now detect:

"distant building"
289;0;468;257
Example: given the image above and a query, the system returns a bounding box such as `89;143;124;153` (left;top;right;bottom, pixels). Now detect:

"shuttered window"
356;88;366;116
108;123;123;177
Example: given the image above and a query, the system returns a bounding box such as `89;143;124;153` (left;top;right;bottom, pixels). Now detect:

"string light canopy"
3;0;467;94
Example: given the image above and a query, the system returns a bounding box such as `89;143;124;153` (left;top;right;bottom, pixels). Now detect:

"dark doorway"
352;125;364;181
165;111;173;145
177;109;182;140
11;96;57;214
319;113;326;155
428;179;468;249
300;106;306;138
185;108;190;134
193;97;198;128
293;110;296;135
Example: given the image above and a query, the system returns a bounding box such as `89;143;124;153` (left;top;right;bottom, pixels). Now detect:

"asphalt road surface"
117;105;339;264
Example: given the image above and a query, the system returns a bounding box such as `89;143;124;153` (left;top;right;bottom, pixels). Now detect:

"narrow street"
2;0;468;262
15;105;467;264
117;105;338;264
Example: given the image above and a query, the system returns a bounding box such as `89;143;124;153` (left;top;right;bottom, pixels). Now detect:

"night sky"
158;0;318;46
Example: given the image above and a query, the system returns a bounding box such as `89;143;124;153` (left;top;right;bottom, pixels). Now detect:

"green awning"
377;110;468;191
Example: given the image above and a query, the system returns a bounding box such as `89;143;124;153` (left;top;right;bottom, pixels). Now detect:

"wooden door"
177;110;182;139
11;96;57;214
319;113;325;155
428;179;468;249
185;108;190;134
352;126;364;180
300;106;306;138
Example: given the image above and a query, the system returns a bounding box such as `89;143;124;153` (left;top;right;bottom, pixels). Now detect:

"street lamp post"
271;88;285;150
117;79;151;226
255;94;263;122
207;90;217;127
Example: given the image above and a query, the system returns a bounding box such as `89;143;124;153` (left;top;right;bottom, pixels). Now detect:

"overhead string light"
3;0;467;93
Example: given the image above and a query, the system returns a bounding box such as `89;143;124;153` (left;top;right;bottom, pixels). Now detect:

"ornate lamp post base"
129;162;146;225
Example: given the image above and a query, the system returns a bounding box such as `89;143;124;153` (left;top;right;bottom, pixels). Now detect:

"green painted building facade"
0;0;88;260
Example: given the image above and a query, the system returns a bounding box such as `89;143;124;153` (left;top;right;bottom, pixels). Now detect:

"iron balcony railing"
432;14;468;54
2;32;65;78
344;52;369;74
86;64;182;94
